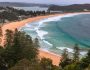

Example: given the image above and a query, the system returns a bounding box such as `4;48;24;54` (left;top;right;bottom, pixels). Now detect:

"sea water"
20;13;90;55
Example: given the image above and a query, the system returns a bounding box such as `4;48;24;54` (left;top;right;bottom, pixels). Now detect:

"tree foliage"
0;29;39;69
59;49;72;69
0;29;90;70
73;44;80;62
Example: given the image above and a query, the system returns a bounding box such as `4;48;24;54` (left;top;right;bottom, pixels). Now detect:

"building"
49;10;64;14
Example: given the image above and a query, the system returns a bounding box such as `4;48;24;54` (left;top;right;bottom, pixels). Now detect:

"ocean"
20;13;90;56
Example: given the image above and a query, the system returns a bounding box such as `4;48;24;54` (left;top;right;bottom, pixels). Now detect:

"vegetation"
59;45;90;70
60;49;72;69
0;29;90;70
48;4;90;12
0;28;90;70
0;7;50;23
0;29;39;69
73;44;80;62
0;4;90;70
0;29;89;70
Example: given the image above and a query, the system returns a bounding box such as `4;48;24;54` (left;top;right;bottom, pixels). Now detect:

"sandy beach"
1;14;63;46
1;14;64;66
39;48;62;66
0;12;90;66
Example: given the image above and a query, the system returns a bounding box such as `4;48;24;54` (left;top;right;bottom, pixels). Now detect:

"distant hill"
0;2;49;7
48;4;90;12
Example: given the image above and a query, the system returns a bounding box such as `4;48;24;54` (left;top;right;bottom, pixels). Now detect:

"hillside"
48;4;90;12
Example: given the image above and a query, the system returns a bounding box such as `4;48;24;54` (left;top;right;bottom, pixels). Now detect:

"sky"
0;0;90;5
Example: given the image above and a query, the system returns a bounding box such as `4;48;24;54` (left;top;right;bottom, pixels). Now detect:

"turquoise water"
20;13;90;55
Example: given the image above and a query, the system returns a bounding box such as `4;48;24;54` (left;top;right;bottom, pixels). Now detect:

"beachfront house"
83;9;89;12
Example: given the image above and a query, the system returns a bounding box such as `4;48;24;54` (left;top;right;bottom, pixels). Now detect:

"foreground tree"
1;29;39;68
80;50;90;69
86;64;90;70
73;44;80;62
9;58;60;70
9;59;42;70
0;47;8;70
5;29;13;47
40;58;53;70
64;63;83;70
59;49;72;69
34;38;40;48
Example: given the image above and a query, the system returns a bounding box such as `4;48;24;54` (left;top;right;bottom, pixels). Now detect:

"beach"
1;12;90;66
1;14;63;46
1;13;64;66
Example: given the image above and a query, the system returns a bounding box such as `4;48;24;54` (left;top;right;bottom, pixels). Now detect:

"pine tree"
40;58;53;70
64;63;83;70
34;38;40;48
62;49;69;60
73;44;80;62
3;29;39;68
59;49;71;69
80;50;90;69
5;29;14;47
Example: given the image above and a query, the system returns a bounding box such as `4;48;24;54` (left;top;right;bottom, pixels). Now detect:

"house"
49;10;64;14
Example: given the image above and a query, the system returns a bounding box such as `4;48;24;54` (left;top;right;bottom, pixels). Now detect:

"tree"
40;58;53;70
80;50;90;69
34;38;40;48
18;32;38;61
9;59;42;70
73;44;80;62
59;49;71;69
0;47;8;70
3;29;23;67
86;64;90;70
5;29;14;47
2;29;39;68
64;63;83;70
87;50;90;58
13;29;38;61
62;49;69;60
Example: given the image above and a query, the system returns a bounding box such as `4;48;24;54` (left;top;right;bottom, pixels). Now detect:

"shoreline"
1;12;90;66
39;48;62;66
